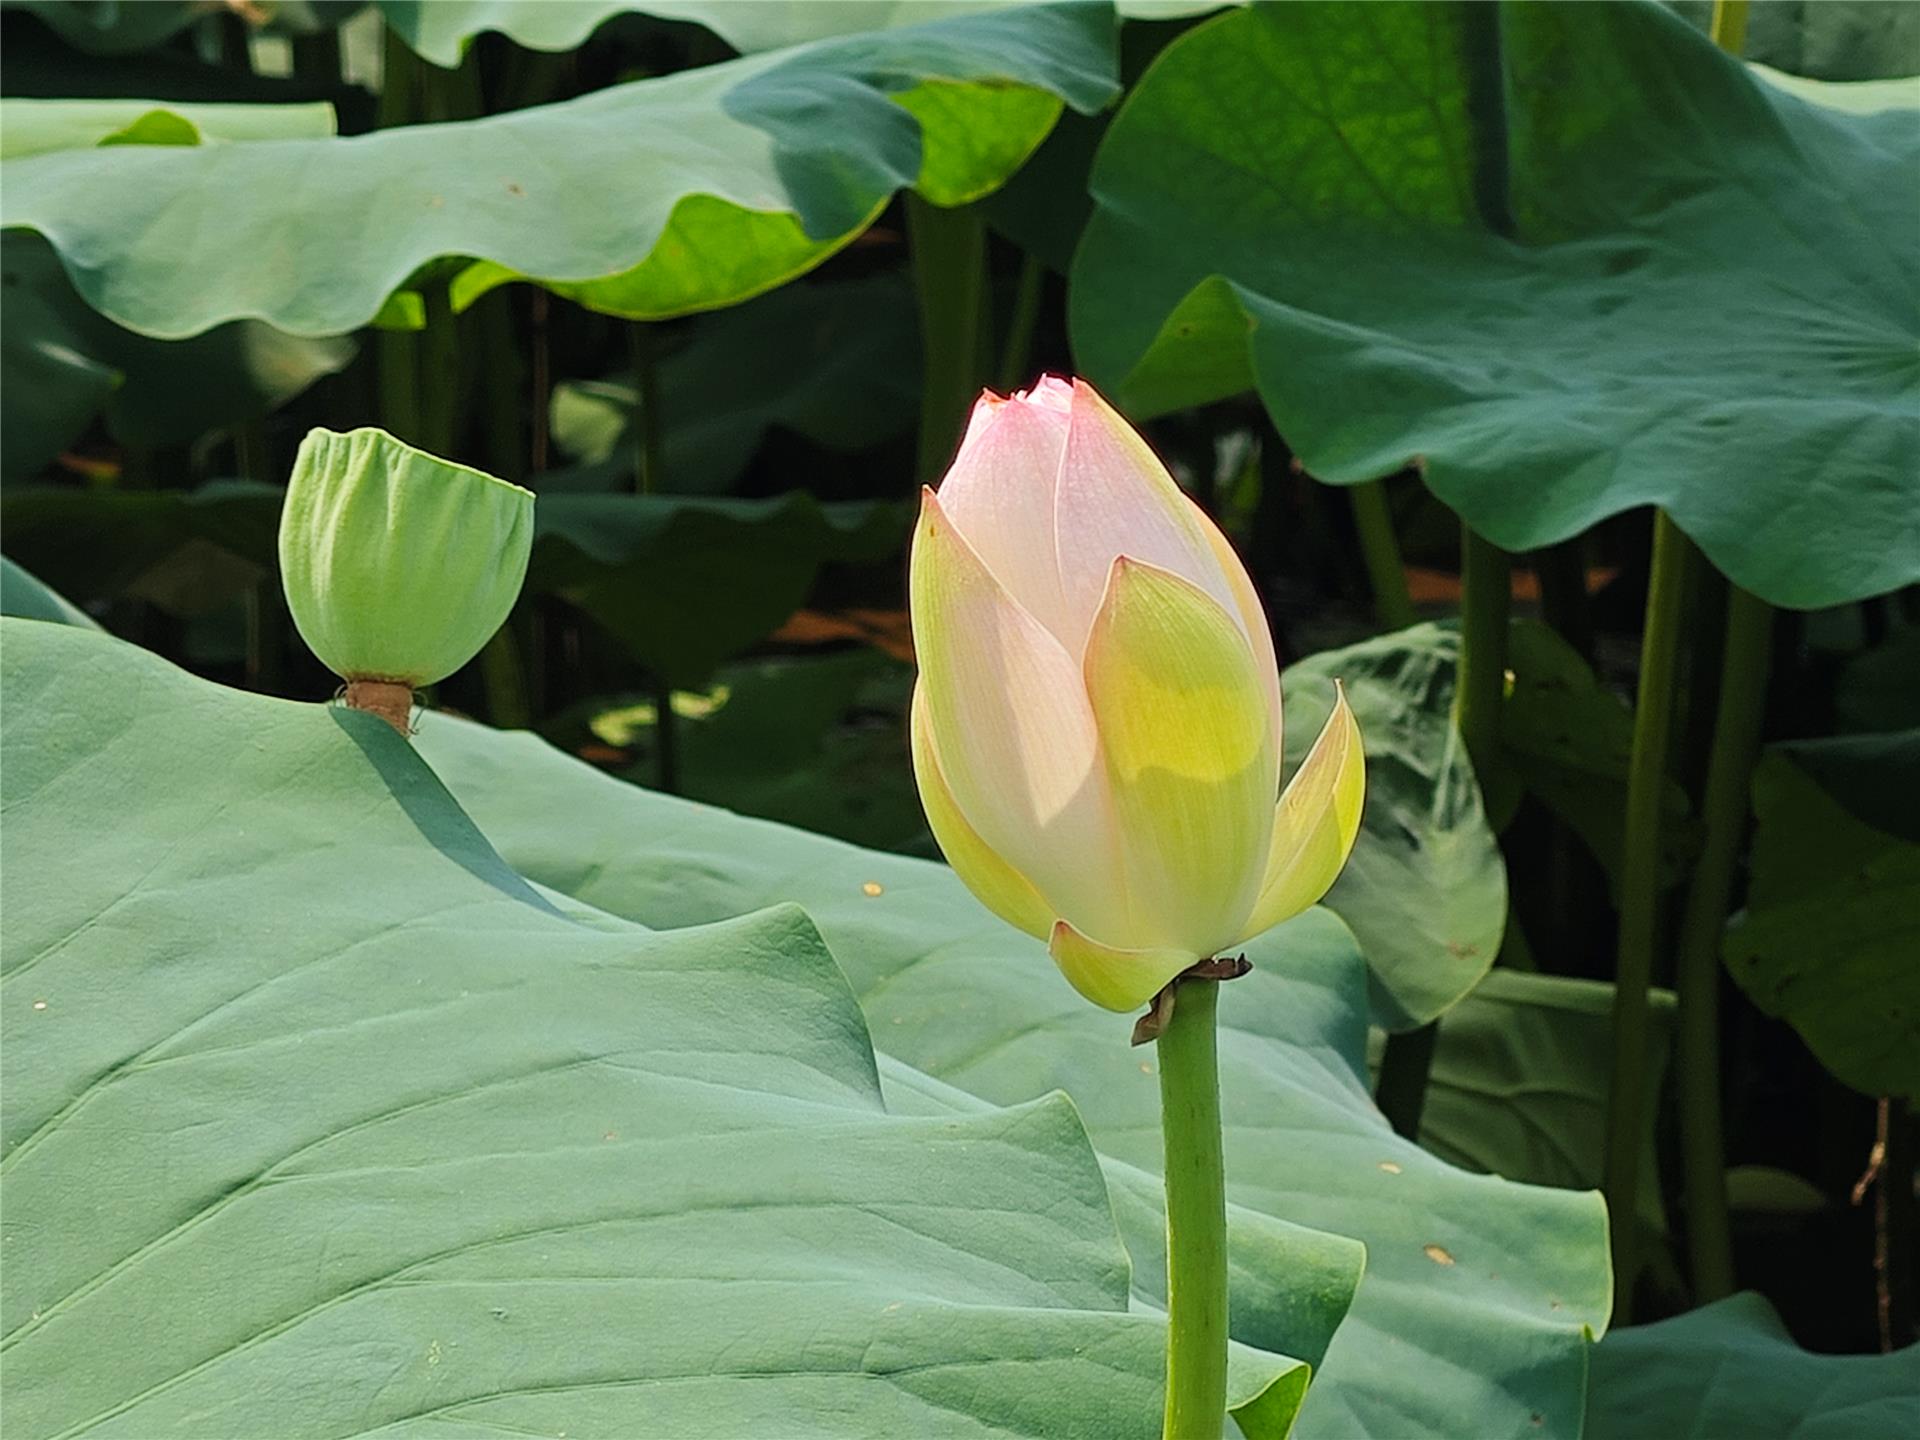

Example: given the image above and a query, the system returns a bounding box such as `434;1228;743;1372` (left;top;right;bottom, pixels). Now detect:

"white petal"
909;488;1129;935
935;393;1074;642
1052;380;1237;656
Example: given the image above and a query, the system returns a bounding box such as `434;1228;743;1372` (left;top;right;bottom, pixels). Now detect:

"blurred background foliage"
1;1;1916;1431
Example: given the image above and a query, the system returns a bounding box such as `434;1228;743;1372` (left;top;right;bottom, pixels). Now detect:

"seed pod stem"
344;679;414;735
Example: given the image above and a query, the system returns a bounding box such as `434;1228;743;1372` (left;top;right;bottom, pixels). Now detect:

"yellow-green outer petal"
1083;557;1276;954
1238;682;1366;942
1048;919;1195;1012
279;427;534;686
909;685;1053;941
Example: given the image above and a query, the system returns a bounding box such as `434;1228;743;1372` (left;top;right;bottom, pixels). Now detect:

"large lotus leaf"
0;262;117;480
1071;0;1920;608
378;0;1215;64
1586;1291;1920;1439
1725;736;1920;1098
380;0;1021;64
0;96;338;157
1;3;1117;337
0;617;1313;1439
415;715;1613;1440
1;234;355;466
533;491;908;684
1375;969;1675;1256
548;273;920;496
1284;624;1506;1030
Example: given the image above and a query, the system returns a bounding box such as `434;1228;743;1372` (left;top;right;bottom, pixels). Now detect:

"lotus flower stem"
1346;480;1415;630
1604;508;1696;1316
907;193;987;481
1157;975;1229;1439
1674;583;1771;1303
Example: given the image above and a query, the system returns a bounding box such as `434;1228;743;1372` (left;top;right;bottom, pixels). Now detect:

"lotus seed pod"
280;426;534;711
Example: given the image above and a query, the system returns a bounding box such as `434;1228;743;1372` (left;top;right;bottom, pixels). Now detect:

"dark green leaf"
1284;624;1507;1030
1377;968;1674;1250
1071;0;1920;607
532;491;908;684
1500;619;1695;899
1586;1292;1920;1440
549;273;920;496
1726;736;1920;1098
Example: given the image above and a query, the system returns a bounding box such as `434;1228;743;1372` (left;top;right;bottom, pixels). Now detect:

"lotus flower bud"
908;377;1365;1013
280;426;533;731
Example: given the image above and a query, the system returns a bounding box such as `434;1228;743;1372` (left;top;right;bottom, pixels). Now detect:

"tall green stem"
997;251;1045;392
1158;977;1228;1439
1374;1022;1439;1141
907;193;986;481
1604;509;1695;1314
1711;0;1750;53
1674;584;1770;1303
1456;526;1510;770
628;323;679;793
1661;0;1760;1310
629;324;663;496
1348;481;1415;630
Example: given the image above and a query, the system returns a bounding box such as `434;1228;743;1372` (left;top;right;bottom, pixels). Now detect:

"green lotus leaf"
1376;968;1675;1263
1071;0;1920;607
1;233;356;472
0;556;99;629
0;617;1312;1439
1586;1291;1920;1439
0;96;337;158
547;273;920;496
414;710;1613;1440
1725;736;1920;1099
379;0;1031;65
1283;624;1506;1030
531;490;908;685
1;3;1118;337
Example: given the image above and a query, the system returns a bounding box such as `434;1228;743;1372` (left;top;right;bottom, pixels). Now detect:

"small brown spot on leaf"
1423;1243;1455;1266
862;881;884;897
506;182;525;196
